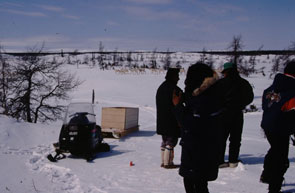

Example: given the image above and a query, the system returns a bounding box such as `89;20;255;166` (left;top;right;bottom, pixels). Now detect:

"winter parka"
156;80;182;137
261;73;295;135
174;74;225;181
219;71;254;111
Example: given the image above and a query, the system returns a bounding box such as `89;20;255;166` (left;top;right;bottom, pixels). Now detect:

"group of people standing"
156;61;295;193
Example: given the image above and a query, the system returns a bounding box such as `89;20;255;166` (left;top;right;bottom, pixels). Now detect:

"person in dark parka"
173;62;225;193
156;68;182;169
260;61;295;193
218;62;254;168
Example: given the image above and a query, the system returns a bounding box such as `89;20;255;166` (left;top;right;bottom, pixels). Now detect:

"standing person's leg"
228;111;243;167
260;147;274;183
218;125;230;167
183;177;209;193
163;144;173;166
218;112;231;168
183;177;196;193
266;133;290;192
261;131;280;183
277;135;290;178
161;135;166;167
195;180;209;193
266;144;284;193
163;136;178;168
160;146;165;167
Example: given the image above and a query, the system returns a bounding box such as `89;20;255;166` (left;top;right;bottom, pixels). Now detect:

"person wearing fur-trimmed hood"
173;62;226;193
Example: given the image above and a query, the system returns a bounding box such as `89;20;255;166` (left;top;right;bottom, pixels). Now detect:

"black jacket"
261;73;295;135
174;76;225;181
156;80;182;137
219;72;254;111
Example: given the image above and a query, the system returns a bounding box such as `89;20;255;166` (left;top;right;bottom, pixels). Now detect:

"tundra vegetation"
0;38;294;123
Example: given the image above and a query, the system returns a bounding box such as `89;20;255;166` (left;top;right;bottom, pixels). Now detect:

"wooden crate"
101;107;139;138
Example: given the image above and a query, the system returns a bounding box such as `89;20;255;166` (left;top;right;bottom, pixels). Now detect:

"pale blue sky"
0;0;295;51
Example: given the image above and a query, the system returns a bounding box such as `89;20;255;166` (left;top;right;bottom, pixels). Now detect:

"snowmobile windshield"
63;103;96;124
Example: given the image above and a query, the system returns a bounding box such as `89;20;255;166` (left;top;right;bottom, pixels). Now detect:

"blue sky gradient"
0;0;295;51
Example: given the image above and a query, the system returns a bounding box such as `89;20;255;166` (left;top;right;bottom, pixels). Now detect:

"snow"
1;56;295;193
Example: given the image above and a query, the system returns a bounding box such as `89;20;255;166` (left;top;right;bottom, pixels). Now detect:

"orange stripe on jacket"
281;97;295;112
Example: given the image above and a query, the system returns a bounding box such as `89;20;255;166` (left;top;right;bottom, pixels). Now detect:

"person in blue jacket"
260;61;295;193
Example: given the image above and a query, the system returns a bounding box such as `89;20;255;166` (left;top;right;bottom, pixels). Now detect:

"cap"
222;62;237;73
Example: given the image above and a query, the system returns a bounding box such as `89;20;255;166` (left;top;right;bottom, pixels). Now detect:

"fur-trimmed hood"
192;71;220;96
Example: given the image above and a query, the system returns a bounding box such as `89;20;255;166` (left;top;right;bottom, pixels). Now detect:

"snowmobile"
47;102;110;162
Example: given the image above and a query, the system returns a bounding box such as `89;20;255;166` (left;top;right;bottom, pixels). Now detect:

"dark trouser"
161;135;178;148
183;177;209;193
262;131;290;192
219;110;244;163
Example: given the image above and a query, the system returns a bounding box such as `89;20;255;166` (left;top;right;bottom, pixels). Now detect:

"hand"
173;90;182;106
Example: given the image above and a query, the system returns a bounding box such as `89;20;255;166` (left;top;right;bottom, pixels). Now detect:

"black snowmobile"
47;102;110;162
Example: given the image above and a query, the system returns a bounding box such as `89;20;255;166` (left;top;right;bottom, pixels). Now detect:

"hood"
192;71;219;97
272;73;295;92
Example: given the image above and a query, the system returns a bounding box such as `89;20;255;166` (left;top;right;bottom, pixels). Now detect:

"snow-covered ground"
1;58;295;193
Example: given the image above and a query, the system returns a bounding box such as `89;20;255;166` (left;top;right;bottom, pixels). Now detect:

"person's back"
156;80;181;137
218;62;254;168
221;68;254;111
261;73;295;134
260;61;295;193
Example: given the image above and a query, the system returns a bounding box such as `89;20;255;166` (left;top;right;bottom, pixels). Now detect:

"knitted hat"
284;61;295;76
222;62;237;73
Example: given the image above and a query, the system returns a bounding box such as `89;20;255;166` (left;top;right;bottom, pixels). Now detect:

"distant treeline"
2;50;295;57
201;50;295;56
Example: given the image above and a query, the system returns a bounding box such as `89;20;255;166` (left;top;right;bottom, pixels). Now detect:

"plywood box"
101;107;139;130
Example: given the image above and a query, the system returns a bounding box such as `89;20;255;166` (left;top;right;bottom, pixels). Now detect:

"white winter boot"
163;145;178;169
229;162;239;168
161;147;165;167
